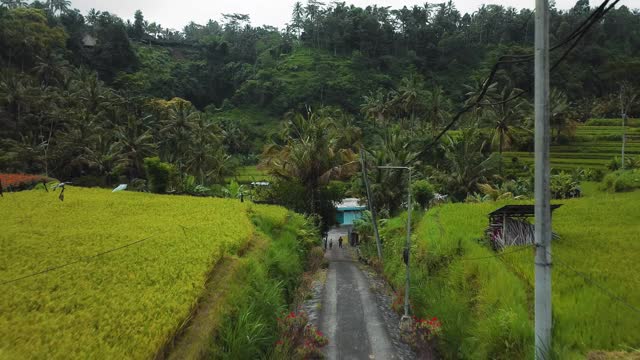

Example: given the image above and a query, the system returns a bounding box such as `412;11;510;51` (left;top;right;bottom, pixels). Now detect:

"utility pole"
360;148;383;260
377;166;412;317
622;111;627;170
534;0;553;358
404;167;412;317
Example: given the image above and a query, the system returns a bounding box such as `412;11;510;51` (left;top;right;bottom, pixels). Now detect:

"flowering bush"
413;315;442;343
274;310;328;359
401;313;442;359
0;173;50;191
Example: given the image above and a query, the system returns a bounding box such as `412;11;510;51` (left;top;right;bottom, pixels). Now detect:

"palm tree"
0;72;30;129
487;87;529;174
116;116;156;179
0;0;27;9
47;0;71;15
160;99;197;172
549;89;577;143
83;134;123;186
425;86;451;134
185;117;227;184
361;89;391;126
396;76;421;124
260;108;358;214
364;126;420;213
34;53;69;86
86;8;100;25
438;127;499;201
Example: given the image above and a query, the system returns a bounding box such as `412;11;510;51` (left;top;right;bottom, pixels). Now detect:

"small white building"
82;34;97;47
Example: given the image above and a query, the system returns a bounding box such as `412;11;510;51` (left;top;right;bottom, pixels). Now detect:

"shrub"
143;157;175;193
0;173;51;191
550;172;581;199
607;157;621;171
412;180;435;209
601;169;640;192
273;311;328;359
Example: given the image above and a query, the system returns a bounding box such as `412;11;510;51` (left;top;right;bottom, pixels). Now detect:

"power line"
458;244;534;261
546;249;640;316
0;235;156;286
422;0;620;151
0;219;222;286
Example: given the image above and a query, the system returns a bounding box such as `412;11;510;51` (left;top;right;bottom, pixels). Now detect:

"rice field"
225;165;272;184
505;118;640;171
0;188;288;359
374;184;640;359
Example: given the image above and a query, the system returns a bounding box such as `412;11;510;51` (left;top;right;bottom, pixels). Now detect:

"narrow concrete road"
319;228;401;360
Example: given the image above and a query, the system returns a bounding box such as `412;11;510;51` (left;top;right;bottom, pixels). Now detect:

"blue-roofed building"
335;198;366;226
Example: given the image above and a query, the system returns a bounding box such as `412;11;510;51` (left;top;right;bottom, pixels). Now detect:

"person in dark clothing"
338;236;343;248
329;240;333;249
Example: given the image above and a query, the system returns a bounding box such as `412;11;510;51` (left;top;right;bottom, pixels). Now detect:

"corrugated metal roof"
336;198;366;210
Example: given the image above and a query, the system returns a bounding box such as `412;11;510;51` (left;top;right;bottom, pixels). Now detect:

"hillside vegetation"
0;188;310;359
367;184;640;359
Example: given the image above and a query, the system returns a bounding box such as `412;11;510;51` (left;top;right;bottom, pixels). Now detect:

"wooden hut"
487;204;562;250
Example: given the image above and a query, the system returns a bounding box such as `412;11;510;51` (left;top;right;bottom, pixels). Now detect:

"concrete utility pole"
360;148;383;259
622;111;627;170
534;0;553;357
378;166;412;317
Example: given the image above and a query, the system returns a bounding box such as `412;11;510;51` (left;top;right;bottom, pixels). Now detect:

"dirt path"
319;228;414;360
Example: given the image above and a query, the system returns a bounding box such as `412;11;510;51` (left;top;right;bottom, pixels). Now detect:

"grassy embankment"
0;188;313;359
365;183;640;359
505;118;640;171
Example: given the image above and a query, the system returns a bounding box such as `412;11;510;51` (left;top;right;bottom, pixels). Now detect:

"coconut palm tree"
437;127;499;201
185;117;227;184
260;108;358;214
0;0;27;9
47;0;71;15
487;87;529;175
115;116;156;179
361;89;391;126
34;53;69;87
160;99;198;172
549;88;577;143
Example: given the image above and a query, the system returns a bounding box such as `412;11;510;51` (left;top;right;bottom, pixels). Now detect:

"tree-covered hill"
1;0;639;190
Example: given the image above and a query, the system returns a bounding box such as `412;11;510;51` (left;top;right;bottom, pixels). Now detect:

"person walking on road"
338;236;343;248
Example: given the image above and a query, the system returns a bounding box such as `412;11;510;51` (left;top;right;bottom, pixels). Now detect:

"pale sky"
68;0;631;31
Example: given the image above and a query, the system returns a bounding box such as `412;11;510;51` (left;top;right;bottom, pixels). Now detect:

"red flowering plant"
413;316;442;342
0;174;51;192
402;313;442;358
273;310;328;359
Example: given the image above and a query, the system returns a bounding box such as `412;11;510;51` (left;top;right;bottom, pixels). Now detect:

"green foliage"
259;108;358;229
222;180;247;199
601;169;640;192
0;8;67;68
412;180;435;209
550;171;581;199
0;188;312;359
143;156;175;193
364;185;640;359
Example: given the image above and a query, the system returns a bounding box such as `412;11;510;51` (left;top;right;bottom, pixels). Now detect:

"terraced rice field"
505;119;640;171
226;165;272;184
0;188;287;359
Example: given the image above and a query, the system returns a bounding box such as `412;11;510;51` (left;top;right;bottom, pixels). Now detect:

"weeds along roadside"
203;208;325;360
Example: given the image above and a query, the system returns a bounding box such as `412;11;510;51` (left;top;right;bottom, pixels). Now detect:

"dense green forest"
1;0;639;226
